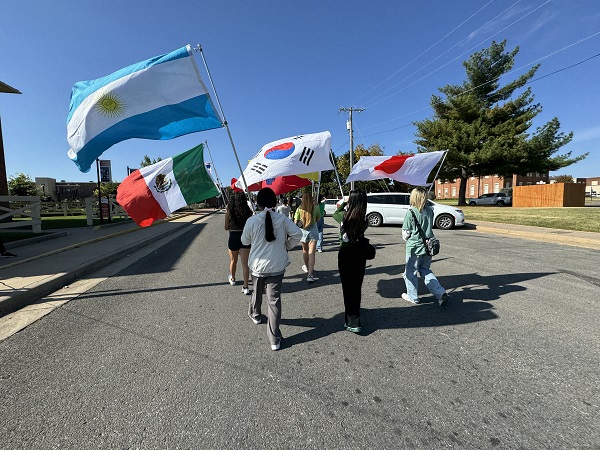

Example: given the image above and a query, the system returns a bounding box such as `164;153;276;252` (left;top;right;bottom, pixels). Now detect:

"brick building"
434;172;549;199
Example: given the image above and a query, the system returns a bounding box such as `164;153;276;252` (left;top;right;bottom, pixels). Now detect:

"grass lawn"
435;198;600;233
1;215;131;242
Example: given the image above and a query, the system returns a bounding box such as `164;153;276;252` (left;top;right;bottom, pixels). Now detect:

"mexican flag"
117;143;218;227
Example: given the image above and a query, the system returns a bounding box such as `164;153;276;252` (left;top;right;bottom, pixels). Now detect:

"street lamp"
0;81;22;219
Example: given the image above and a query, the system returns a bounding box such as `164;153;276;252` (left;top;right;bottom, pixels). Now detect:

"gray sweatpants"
249;274;284;346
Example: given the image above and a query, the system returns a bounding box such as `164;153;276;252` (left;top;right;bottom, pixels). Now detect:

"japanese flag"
346;151;445;186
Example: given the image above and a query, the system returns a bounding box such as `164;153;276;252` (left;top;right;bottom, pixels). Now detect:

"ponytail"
265;210;275;242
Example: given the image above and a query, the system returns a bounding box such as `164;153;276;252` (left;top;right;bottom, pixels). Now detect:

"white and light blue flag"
67;45;223;173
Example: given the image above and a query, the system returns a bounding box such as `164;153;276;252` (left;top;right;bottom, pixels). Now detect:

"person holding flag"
333;190;370;333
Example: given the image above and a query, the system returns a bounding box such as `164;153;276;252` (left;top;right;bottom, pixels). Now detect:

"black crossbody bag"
410;209;440;256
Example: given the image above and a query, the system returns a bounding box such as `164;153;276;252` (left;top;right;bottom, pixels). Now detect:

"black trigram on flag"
299;147;314;166
250;162;268;174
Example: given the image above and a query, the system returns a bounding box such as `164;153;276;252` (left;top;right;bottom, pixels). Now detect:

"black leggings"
337;245;367;328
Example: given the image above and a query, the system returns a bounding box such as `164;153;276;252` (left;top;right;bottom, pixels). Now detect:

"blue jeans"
404;251;445;301
316;217;324;250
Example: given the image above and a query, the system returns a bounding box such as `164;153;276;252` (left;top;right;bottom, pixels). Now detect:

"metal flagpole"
426;150;448;196
204;140;227;208
193;45;255;210
329;149;345;198
95;158;104;224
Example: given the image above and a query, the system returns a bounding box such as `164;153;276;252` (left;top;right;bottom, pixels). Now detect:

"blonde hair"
409;188;428;212
299;192;314;227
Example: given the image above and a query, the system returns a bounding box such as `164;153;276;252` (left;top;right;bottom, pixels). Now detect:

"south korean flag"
236;131;333;189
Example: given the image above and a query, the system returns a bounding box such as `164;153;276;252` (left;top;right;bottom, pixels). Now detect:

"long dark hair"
228;192;252;227
343;190;367;240
257;188;277;242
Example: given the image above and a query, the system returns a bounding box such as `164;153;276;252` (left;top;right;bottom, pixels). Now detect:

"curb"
0;210;219;316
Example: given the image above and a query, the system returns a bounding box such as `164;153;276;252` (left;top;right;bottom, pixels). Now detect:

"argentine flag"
67;45;223;173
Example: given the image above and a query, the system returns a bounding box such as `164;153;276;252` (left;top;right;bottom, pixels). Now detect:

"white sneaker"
302;264;308;273
307;274;316;283
228;274;235;286
242;287;251;295
401;293;420;304
248;313;261;325
271;342;280;351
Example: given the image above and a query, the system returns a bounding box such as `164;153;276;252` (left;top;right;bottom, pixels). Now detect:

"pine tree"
414;40;586;205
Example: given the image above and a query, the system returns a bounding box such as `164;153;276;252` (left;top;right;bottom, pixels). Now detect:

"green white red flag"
117;143;217;227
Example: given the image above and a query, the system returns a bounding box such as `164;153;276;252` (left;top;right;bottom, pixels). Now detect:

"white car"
323;198;341;216
365;192;464;229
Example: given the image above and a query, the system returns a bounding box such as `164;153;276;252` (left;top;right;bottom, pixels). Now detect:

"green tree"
554;174;574;183
140;155;162;167
414;40;586;205
8;173;40;197
93;182;120;198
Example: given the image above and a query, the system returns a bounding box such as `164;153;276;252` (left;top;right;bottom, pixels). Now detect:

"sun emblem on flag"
94;90;126;118
154;174;172;193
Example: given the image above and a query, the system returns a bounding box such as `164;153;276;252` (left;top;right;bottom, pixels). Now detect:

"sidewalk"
0;209;219;317
470;220;600;250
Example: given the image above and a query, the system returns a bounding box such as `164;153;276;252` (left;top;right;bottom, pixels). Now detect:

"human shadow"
282;300;498;347
377;268;557;303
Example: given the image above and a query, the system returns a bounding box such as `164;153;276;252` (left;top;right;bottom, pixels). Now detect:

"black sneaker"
0;251;16;258
438;293;449;306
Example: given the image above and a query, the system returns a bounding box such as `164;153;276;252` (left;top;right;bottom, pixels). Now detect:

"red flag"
261;175;311;194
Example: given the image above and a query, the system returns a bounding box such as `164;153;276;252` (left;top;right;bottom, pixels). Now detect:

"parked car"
323;198;340;216
365;192;465;229
468;192;512;206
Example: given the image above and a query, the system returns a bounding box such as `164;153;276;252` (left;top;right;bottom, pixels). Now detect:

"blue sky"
1;0;599;187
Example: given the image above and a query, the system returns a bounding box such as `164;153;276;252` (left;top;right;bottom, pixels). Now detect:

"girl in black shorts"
225;192;253;294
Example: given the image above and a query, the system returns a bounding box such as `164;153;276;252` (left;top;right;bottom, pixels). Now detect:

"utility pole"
339;106;364;191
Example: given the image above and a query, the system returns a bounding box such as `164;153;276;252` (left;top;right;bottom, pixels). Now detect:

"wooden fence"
513;183;586;207
0;196;42;233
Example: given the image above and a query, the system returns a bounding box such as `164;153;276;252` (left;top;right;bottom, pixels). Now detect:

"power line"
364;0;552;109
356;50;600;139
350;0;498;106
360;0;524;108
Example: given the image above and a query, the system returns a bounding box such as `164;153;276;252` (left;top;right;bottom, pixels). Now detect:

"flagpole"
329;149;345;198
204;140;227;208
427;150;448;196
193;45;254;209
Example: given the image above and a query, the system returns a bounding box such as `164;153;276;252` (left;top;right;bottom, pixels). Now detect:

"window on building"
483;184;489;194
494;183;499;193
505;182;511;188
527;182;532;185
452;187;456;197
519;182;523;186
470;185;475;195
444;188;448;196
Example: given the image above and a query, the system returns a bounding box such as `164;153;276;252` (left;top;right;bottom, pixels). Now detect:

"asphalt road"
1;213;599;449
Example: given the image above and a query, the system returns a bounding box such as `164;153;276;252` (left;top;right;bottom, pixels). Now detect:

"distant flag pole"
193;45;253;206
426;150;448;196
204;140;227;207
329;149;345;198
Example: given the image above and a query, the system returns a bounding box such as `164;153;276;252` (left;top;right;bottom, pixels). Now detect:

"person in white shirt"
241;188;303;351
